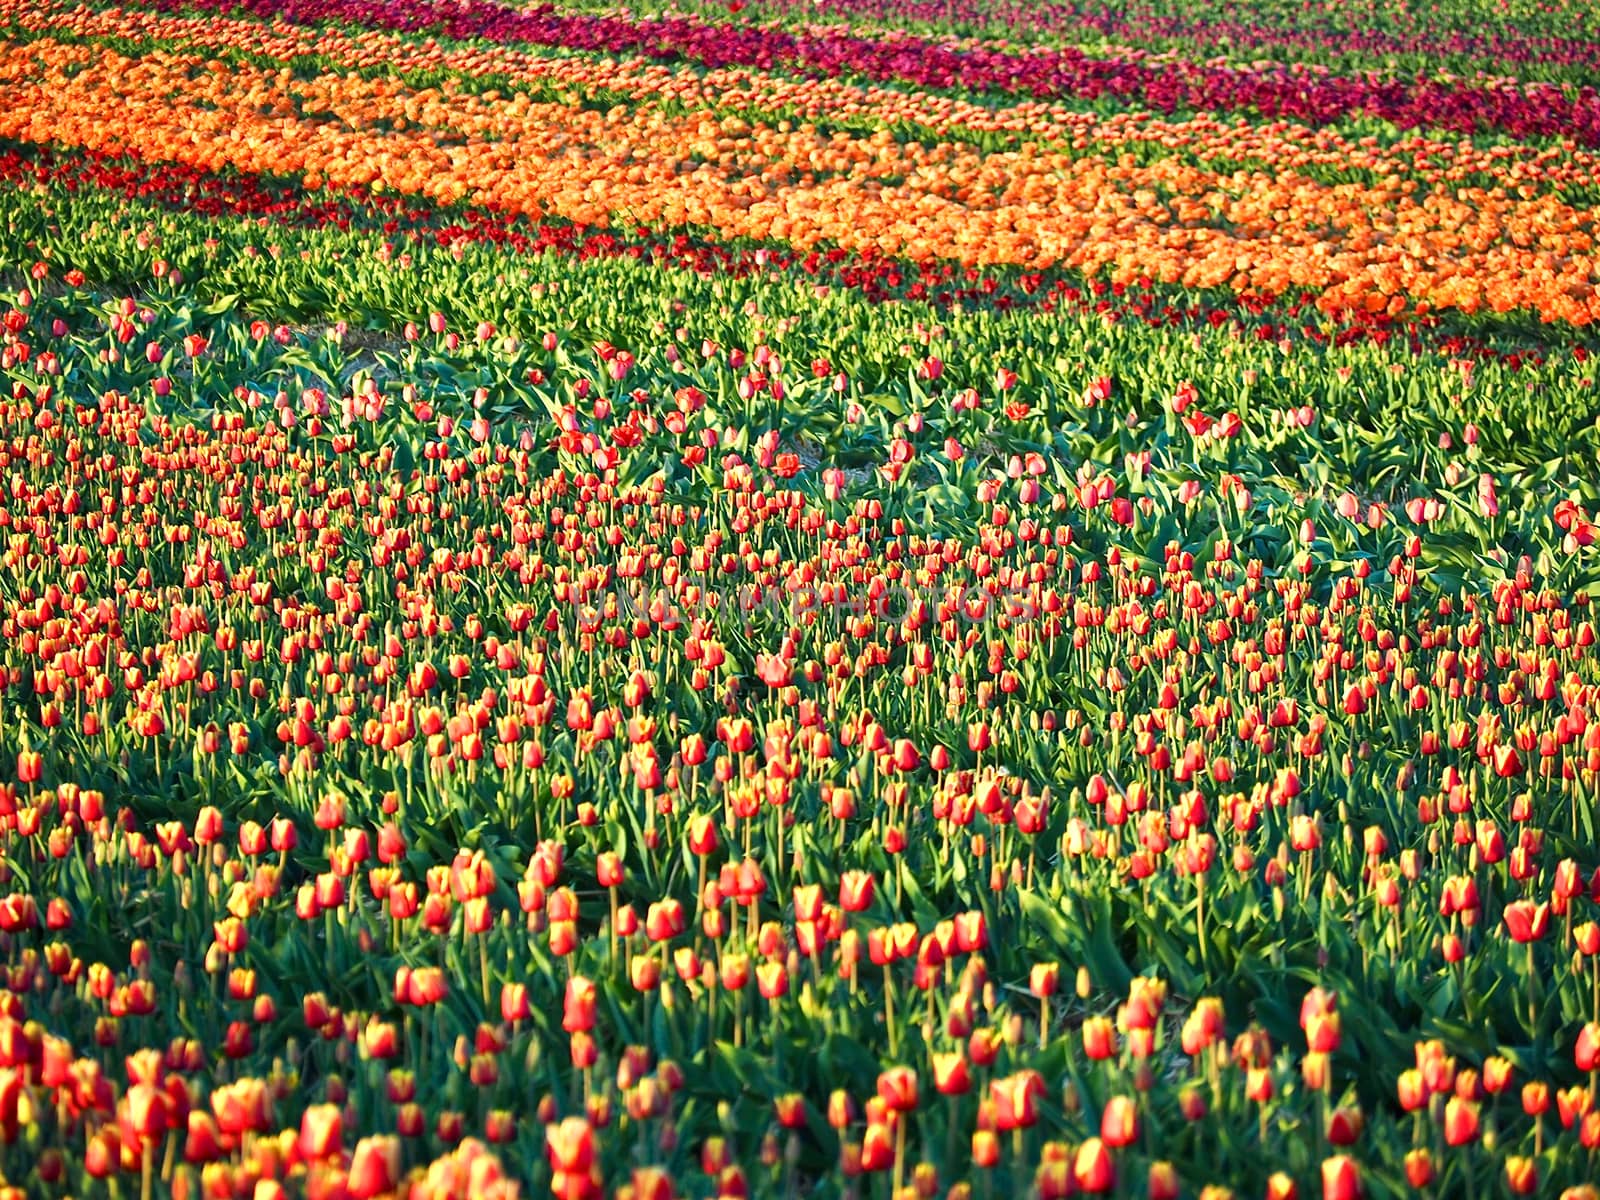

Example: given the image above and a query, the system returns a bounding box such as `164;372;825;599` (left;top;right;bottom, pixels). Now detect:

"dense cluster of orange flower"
2;14;1598;321
14;0;1600;198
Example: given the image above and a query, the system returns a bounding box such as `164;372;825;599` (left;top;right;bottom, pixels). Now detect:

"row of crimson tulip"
631;0;1600;81
119;0;1600;146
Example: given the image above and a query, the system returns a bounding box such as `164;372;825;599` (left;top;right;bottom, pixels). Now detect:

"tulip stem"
480;933;491;1010
883;964;897;1058
946;1095;958;1174
893;1114;907;1197
1527;941;1538;1037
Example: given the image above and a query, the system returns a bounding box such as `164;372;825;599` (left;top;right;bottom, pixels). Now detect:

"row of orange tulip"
1;14;1599;323
12;0;1600;201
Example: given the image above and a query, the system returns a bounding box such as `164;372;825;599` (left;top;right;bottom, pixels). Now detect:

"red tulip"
931;1053;971;1096
839;870;875;913
687;816;720;856
596;852;624;888
298;1103;343;1161
876;1067;918;1112
122;1082;168;1144
1503;1157;1537;1196
859;1122;894;1173
1147;1163;1179;1200
1082;1016;1118;1060
1577;1023;1600;1072
1503;900;1550;942
14;750;40;785
547;1116;596;1173
890;739;920;772
501;983;531;1024
972;1130;1000;1169
1443;1096;1479;1146
1305;1011;1342;1054
1404;1149;1434;1187
563;976;597;1033
184;1111;222;1164
348;1136;401;1199
646;899;686;942
1100;1095;1139;1147
1073;1138;1115;1194
992;1071;1043;1131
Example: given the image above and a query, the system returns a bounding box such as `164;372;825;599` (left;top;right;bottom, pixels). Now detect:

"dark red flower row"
734;0;1600;77
142;0;1600;145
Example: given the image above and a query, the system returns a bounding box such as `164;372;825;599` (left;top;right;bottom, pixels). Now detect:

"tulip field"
6;0;1600;1198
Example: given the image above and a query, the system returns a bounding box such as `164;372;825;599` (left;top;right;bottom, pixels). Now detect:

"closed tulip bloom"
123;1082;168;1143
687;815;719;855
1503;900;1551;942
348;1136;401;1199
184;1110;222;1164
646;899;686;942
1396;1069;1426;1111
1443;1097;1479;1146
1482;1057;1514;1095
877;1067;918;1112
1404;1149;1434;1187
1504;1157;1538;1196
546;1117;595;1174
954;910;987;952
1557;1085;1592;1128
297;1104;343;1161
827;1090;855;1130
564;976;598;1033
401;966;447;1006
756;961;787;999
631;956;662;992
972;1130;1001;1169
1577;1023;1600;1072
720;955;750;991
840;870;875;913
860;1122;894;1172
1100;1095;1139;1147
501;983;531;1023
1073;1138;1116;1193
932;1053;971;1096
1304;1011;1341;1053
15;750;41;784
1326;1106;1363;1145
992;1071;1043;1131
1148;1162;1180;1200
1082;1017;1118;1060
211;1080;271;1135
